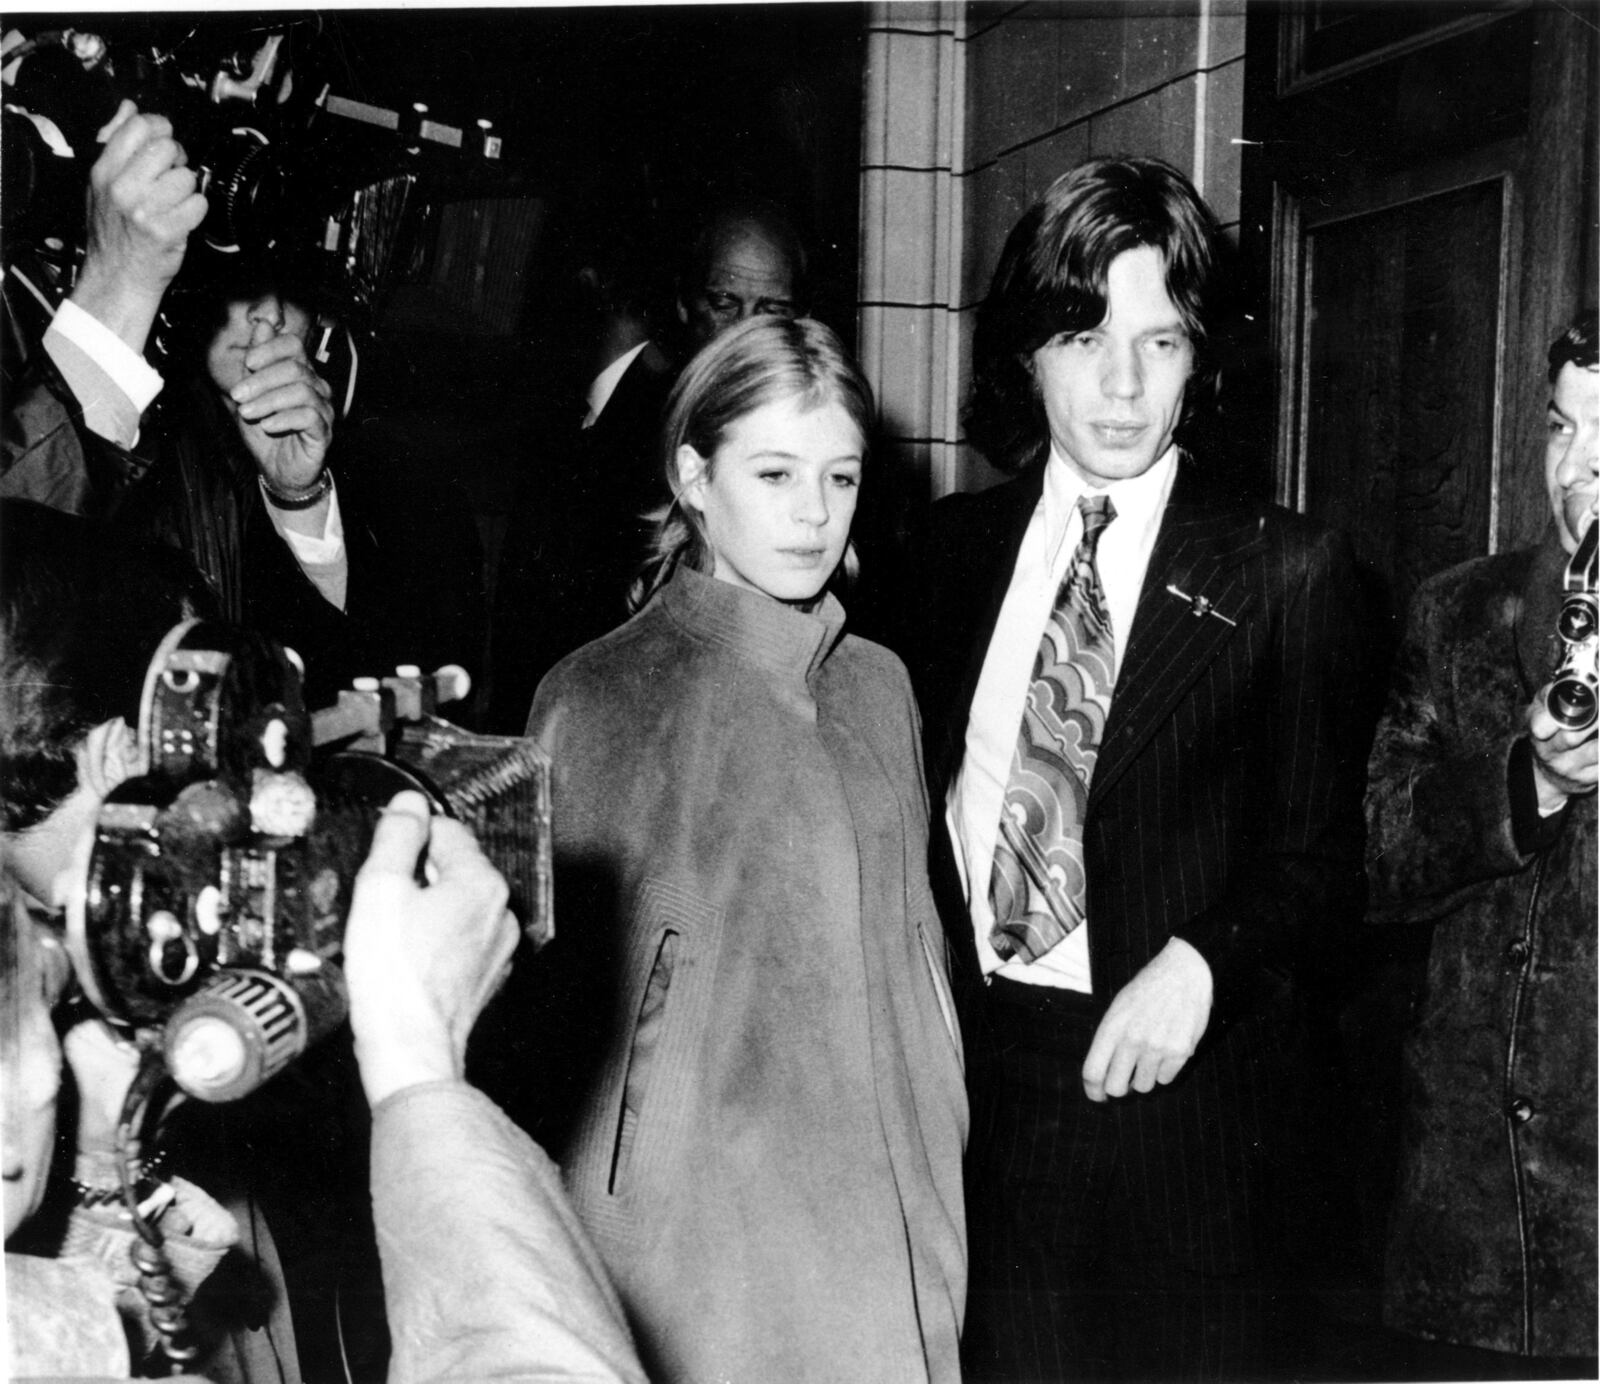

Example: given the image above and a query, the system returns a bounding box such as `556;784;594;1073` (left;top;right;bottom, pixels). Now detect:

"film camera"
2;19;340;262
65;619;552;1104
1545;519;1599;733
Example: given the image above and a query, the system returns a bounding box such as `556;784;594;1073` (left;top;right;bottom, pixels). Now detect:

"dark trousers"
962;977;1276;1384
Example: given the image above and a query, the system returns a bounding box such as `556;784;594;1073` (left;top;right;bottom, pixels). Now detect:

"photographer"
2;498;646;1383
0;498;298;1381
1364;309;1598;1377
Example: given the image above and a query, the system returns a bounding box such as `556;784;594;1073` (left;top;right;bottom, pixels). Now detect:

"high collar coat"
526;568;967;1384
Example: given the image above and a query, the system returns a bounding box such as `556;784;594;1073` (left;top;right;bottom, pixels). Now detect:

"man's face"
2;920;68;1241
1029;244;1194;488
677;220;797;352
206;293;311;396
1546;361;1599;554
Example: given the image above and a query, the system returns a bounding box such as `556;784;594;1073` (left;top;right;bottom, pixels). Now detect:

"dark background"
8;6;869;576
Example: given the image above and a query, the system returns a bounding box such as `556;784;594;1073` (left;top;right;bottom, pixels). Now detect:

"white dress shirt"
947;442;1179;990
43;298;164;448
582;340;648;430
265;479;348;611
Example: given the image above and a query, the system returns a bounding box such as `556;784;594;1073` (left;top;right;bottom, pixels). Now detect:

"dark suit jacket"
907;457;1370;1271
488;345;675;732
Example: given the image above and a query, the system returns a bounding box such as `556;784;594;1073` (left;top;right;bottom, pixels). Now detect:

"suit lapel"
1089;467;1266;806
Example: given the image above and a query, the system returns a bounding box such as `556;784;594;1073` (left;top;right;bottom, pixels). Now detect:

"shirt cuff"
50;298;164;411
267;476;345;557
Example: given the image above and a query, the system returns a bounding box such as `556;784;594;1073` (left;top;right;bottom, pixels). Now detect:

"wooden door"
1240;1;1597;634
1234;7;1597;1349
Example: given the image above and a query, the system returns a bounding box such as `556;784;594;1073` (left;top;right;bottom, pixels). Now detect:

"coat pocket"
916;917;964;1074
568;876;722;1248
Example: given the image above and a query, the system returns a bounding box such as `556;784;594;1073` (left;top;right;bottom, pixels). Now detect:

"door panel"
1241;2;1596;620
1302;178;1504;618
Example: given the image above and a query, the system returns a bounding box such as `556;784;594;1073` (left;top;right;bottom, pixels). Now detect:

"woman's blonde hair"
629;316;875;612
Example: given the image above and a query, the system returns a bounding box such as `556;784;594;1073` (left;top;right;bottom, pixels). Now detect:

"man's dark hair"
964;155;1222;474
679;195;809;307
1549;308;1599;382
0;501;210;833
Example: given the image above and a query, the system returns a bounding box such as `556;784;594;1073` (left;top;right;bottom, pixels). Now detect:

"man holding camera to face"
1;80;636;1379
1364;310;1598;1378
2;498;646;1383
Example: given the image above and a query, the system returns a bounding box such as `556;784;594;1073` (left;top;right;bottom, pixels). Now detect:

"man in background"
488;194;676;730
674;194;805;354
1364;309;1597;1379
487;189;808;729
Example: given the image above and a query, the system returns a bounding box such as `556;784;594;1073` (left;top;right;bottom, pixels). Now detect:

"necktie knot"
1079;493;1116;547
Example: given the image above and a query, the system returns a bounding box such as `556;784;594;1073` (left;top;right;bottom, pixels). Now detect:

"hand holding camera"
1531;518;1598;808
1528;698;1598;807
344;791;519;1108
71;101;207;355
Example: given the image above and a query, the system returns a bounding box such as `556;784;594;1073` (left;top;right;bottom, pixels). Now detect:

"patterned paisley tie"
988;493;1117;962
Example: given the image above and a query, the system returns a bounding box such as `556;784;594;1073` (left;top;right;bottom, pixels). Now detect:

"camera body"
3;21;334;262
1546;520;1599;734
67;619;552;1102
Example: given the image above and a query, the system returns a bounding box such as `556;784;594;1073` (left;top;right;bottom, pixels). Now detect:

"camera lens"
203;127;287;255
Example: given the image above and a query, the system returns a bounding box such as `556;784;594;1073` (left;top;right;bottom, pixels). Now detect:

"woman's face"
679;393;863;606
2;915;68;1240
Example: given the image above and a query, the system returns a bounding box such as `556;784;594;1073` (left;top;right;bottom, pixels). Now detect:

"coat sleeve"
1169;522;1373;1015
371;1080;647;1384
1363;569;1545;925
2;353;154;518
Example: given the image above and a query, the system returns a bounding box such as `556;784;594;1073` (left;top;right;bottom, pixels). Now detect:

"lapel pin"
1165;583;1238;627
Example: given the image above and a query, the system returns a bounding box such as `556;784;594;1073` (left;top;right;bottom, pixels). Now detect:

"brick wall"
860;1;1247;497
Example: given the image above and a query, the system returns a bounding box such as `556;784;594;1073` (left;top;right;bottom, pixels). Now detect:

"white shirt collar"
583;340;650;430
1040;440;1179;570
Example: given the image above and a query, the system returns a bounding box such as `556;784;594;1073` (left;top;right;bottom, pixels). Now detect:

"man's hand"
1528;691;1599;811
61;1018;142;1160
226;327;335;495
69;101;207;355
1081;937;1212;1102
343;791;519;1108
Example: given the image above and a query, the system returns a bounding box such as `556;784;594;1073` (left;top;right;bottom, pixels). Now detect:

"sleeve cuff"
48;297;164;415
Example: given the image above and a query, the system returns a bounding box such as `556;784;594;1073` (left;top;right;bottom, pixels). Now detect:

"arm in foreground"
344;794;646;1384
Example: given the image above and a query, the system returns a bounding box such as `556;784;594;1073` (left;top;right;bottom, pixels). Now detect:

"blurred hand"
70;102;207;353
61;1018;142;1160
1527;690;1599;811
343;791;519;1108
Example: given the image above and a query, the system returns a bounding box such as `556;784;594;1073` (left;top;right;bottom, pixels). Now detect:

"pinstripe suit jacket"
908;457;1370;1270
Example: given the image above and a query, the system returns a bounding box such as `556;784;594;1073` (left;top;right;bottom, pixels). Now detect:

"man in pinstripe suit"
905;157;1370;1382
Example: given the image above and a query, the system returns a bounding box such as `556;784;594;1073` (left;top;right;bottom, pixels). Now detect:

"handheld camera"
65;619;552;1103
1546;518;1599;733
